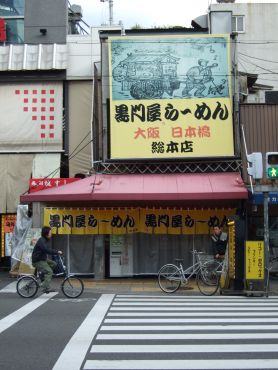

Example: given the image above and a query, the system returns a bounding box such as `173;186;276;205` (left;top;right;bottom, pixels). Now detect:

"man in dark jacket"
211;226;228;260
32;226;62;293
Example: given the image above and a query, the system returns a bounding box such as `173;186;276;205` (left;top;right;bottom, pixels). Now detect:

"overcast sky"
73;0;278;30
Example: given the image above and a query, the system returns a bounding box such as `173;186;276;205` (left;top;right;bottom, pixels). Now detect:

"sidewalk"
0;270;200;294
1;270;278;295
80;277;198;294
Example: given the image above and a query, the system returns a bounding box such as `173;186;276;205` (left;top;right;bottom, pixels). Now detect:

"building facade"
209;2;278;103
0;0;96;267
21;28;248;279
203;2;278;263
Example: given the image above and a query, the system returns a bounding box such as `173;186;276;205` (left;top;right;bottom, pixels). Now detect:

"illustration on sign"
111;37;229;100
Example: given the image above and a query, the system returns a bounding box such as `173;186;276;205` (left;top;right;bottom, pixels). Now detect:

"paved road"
1;280;278;369
82;294;278;370
0;280;100;370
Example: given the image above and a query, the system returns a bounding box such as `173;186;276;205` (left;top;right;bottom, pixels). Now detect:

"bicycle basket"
52;255;65;274
196;253;214;265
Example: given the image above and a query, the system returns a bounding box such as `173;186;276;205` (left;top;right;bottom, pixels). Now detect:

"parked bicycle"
158;251;223;295
16;255;84;298
269;256;278;280
265;255;278;296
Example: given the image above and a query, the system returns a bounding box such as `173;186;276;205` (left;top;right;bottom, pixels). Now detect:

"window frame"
0;0;25;17
232;15;245;33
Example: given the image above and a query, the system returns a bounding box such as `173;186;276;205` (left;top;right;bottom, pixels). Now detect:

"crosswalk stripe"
107;311;278;316
110;306;278;311
91;343;278;353
116;294;278;299
0;281;17;293
100;324;278;331
53;294;114;370
105;317;278;323
112;302;278;306
83;359;278;369
96;332;278;340
0;292;57;334
114;297;278;302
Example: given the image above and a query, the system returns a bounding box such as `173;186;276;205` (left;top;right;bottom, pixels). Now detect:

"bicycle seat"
175;258;184;263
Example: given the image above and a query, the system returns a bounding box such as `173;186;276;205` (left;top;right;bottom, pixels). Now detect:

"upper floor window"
0;0;24;43
5;18;24;43
232;15;245;33
0;0;25;17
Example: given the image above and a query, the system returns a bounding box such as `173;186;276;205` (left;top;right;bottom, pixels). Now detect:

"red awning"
20;172;248;203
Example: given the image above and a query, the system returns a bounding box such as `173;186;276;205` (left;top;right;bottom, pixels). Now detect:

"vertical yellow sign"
245;241;264;280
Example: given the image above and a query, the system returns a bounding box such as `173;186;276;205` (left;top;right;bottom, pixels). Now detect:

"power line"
238;54;278;74
65;38;278;46
22;128;105;195
238;52;278;65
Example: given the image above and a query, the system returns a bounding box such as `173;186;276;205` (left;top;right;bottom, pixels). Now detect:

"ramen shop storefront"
20;172;248;278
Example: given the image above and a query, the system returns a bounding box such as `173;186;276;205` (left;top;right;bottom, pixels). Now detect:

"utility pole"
264;190;270;296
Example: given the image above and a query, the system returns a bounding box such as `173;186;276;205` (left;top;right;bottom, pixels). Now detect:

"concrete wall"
68;80;94;176
210;3;278;90
67;26;121;80
67;35;93;80
24;0;67;44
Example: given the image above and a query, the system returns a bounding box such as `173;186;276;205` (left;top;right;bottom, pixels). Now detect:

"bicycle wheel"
201;261;222;285
158;264;181;293
61;276;84;298
197;269;220;296
270;271;278;280
16;276;38;298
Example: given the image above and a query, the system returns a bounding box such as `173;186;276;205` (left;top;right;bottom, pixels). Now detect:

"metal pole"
109;0;113;25
234;34;241;157
241;124;254;194
67;234;70;274
264;191;270;297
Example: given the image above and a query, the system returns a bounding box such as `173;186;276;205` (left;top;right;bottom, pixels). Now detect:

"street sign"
251;192;278;205
245;241;264;280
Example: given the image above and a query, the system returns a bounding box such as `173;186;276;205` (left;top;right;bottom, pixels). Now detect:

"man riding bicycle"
32;226;62;293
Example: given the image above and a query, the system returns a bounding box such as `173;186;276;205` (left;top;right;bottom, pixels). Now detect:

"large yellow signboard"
109;35;234;159
245;241;264;280
44;208;235;235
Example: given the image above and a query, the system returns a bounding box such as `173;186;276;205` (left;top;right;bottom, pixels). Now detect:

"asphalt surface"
1;271;278;370
0;292;99;370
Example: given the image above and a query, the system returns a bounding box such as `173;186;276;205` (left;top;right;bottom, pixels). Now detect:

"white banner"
0;82;63;152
